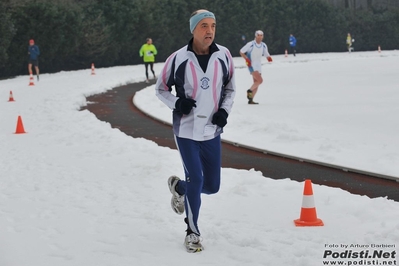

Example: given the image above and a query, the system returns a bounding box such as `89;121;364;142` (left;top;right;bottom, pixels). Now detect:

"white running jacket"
155;40;236;141
240;40;270;73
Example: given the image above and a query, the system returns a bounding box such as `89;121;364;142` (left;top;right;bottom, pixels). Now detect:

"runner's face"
255;34;263;42
193;18;216;47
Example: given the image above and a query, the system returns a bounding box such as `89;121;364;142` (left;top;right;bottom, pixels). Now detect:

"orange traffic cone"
285;49;288;57
28;74;35;86
14;115;26;134
91;63;96;75
378;45;381;53
294;179;324;226
8;91;15;102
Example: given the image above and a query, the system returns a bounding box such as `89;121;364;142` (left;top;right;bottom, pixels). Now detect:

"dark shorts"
29;59;39;67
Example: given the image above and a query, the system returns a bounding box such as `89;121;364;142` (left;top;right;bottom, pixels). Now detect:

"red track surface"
81;81;399;202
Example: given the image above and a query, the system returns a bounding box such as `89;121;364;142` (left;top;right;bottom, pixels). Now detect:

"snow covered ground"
0;50;398;266
135;50;399;180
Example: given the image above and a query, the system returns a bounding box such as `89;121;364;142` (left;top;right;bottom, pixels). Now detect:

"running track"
81;80;399;202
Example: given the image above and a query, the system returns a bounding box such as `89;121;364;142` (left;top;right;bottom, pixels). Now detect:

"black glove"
212;108;228;127
175;98;196;115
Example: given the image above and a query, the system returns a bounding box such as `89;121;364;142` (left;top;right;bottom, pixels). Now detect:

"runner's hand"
245;57;251;67
175;98;196;115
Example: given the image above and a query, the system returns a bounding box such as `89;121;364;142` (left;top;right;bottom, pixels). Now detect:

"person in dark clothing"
28;39;40;81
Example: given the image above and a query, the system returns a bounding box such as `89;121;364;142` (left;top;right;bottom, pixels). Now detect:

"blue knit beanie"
189;11;216;33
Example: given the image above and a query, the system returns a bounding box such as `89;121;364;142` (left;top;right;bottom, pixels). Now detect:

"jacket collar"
187;38;219;55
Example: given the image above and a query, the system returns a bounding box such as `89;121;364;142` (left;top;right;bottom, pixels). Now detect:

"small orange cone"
378;45;381;53
28;74;35;86
294;179;324;226
8;91;15;102
14;115;26;134
285;49;288;57
91;63;96;75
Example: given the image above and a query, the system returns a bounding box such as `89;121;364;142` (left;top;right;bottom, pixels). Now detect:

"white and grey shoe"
168;175;184;215
184;233;203;253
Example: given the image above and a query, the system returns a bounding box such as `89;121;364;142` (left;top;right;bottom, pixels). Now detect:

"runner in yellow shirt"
139;38;158;83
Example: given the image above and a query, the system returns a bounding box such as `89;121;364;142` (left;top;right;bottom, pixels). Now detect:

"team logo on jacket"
200;77;210;90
